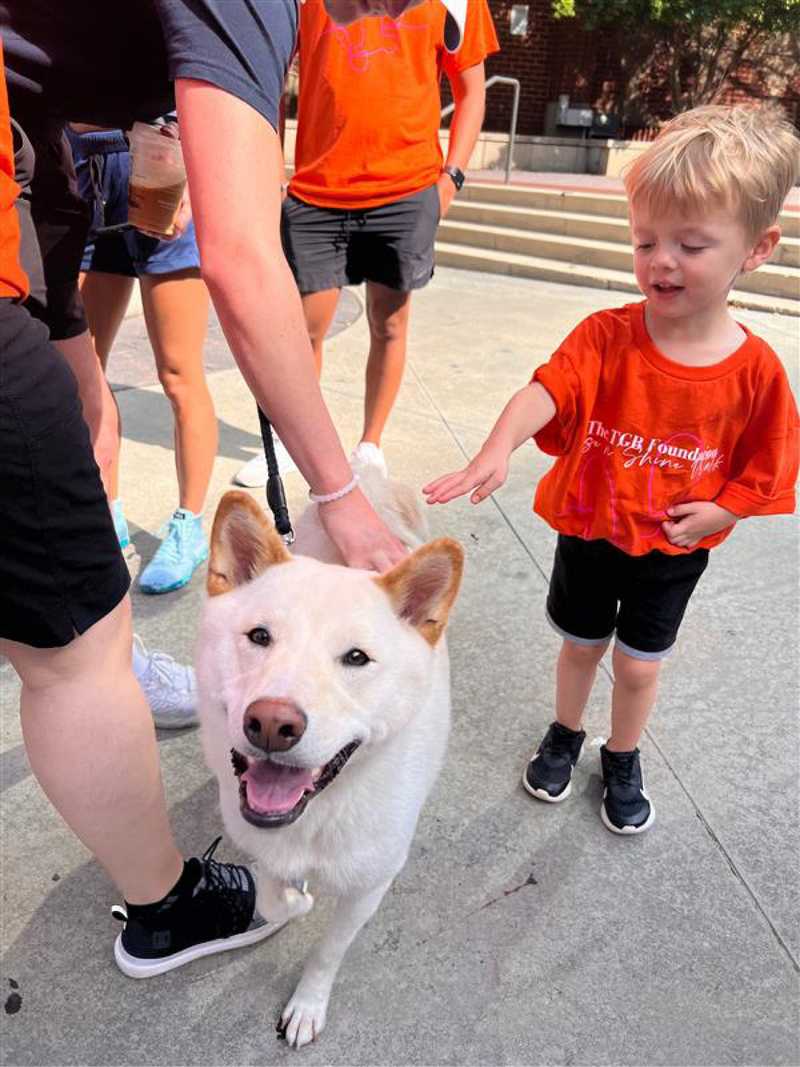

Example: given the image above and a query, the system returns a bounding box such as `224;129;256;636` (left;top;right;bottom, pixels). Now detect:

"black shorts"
0;300;130;648
546;535;709;661
280;186;440;294
13;118;91;341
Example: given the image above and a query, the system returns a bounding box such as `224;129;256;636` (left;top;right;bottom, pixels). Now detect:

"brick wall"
479;1;800;136
481;0;553;137
478;1;630;136
479;2;641;136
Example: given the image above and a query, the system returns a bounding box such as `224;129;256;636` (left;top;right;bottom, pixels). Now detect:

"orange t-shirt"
532;302;799;557
0;44;28;301
289;0;499;209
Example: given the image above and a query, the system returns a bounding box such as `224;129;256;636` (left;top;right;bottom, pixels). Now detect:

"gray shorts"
280;185;440;294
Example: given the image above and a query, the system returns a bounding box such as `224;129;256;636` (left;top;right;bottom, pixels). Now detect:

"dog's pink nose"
243;699;307;753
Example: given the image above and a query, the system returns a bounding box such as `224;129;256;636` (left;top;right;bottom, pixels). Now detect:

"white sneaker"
132;634;197;730
350;441;388;479
233;438;298;488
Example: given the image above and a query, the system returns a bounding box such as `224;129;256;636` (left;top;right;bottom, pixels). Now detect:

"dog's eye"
247;626;272;647
342;648;371;667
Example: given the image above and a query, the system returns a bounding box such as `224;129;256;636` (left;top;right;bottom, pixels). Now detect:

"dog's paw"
284;885;314;921
257;880;314;926
279;991;328;1048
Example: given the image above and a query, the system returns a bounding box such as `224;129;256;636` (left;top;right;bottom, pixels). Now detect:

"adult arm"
174;79;405;570
438;62;485;217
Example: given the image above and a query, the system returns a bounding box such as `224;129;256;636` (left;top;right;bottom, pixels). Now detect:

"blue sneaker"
138;508;208;595
112;499;130;549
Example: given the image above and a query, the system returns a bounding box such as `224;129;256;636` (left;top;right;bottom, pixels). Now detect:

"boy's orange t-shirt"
532;302;799;557
289;0;499;209
0;45;28;301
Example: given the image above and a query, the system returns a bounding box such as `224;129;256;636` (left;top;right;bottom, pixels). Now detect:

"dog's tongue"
242;760;315;814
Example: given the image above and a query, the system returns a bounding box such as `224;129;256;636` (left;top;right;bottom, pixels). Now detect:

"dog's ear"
207;491;291;596
374;538;463;646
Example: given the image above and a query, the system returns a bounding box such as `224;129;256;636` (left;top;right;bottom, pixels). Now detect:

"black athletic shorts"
0;300;130;648
546;534;709;661
280;185;440;294
13;118;91;341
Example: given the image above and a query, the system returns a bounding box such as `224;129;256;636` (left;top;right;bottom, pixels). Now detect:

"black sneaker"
112;838;286;978
522;721;586;802
600;746;655;834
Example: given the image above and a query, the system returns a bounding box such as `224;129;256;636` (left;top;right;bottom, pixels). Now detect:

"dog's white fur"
196;469;463;1047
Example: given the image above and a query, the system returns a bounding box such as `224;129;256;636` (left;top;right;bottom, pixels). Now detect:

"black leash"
257;406;294;543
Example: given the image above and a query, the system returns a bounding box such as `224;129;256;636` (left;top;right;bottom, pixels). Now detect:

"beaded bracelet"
308;472;360;505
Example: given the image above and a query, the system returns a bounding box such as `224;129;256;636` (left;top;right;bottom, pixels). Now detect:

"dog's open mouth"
230;741;361;828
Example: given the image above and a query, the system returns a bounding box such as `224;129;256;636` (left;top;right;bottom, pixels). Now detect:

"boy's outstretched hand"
423;445;510;505
661;500;738;548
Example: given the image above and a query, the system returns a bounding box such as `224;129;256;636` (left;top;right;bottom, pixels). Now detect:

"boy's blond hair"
624;104;800;239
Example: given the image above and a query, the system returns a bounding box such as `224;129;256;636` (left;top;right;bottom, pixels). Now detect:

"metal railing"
441;75;521;184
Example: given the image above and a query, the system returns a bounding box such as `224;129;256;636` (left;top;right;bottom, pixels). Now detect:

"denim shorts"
68;129;200;278
546;534;710;661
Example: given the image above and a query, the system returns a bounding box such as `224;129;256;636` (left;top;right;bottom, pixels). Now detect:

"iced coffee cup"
127;121;187;237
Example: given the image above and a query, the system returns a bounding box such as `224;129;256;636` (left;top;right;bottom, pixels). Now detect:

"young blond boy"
424;105;799;834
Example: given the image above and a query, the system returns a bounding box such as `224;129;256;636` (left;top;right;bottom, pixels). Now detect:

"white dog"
196;471;463;1047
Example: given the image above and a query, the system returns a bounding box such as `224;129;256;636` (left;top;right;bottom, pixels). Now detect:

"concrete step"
449;199;630;244
447;200;800;269
461;182;630;218
767;235;799;270
461;181;800;240
735;260;800;299
434;241;800;317
439;217;633;271
437;219;800;301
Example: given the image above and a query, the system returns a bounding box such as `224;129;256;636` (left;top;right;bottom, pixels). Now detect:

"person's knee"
157;364;192;409
562;639;607;669
306;323;328;353
300;290;339;353
613;649;660;691
9;596;133;694
366;293;410;345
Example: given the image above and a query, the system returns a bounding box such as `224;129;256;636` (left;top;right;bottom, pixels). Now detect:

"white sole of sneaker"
600;789;656;835
521;748;582;803
138;548;209;596
113;917;287;979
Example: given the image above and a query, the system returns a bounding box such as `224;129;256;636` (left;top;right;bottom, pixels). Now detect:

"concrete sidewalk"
1;269;798;1066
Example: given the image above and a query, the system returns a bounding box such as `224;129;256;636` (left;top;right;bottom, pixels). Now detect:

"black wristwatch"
442;165;465;192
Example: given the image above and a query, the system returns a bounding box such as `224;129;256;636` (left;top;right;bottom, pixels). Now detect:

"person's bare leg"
52;330;120;499
77;271;135;501
79;271;135;372
362;282;411;446
140;270;216;515
607;647;661;752
1;596;183;904
300;288;340;378
554;638;608;732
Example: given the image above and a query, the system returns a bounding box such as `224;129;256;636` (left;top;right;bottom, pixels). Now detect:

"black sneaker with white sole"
113;838;284;978
600;745;655;834
522;721;586;802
